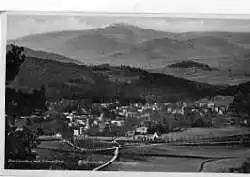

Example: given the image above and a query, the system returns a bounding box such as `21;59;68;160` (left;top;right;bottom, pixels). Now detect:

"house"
140;112;150;119
55;132;62;139
138;108;143;113
126;130;136;137
135;134;146;140
66;114;73;121
136;126;148;134
79;127;84;135
84;119;90;130
99;122;106;132
77;119;85;125
148;132;159;141
218;109;224;115
81;108;88;114
167;107;172;113
215;106;219;113
207;102;215;109
111;120;125;127
98;113;104;121
73;129;79;136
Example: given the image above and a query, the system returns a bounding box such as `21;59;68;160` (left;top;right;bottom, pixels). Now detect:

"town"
15;95;248;143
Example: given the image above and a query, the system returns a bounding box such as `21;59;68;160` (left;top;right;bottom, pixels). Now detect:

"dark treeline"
89;63;147;74
6;86;47;116
168;60;216;71
229;81;250;116
5;44;46;167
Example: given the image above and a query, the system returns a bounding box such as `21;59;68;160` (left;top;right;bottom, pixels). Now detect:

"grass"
120;144;250;158
75;138;117;149
22;140;114;170
104;156;205;172
37;140;75;151
161;127;250;140
202;158;246;172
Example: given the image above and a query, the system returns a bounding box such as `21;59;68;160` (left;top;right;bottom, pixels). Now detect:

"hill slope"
168;60;218;71
150;60;250;85
23;47;83;65
11;57;229;102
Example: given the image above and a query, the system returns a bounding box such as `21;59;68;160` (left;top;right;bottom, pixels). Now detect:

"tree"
147;122;166;134
33;85;47;111
230;82;250;116
5;44;39;167
5;44;26;115
6;44;25;83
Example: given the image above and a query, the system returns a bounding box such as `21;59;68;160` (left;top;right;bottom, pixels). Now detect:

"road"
92;146;119;171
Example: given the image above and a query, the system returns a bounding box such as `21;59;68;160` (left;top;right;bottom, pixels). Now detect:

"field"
12;140;115;170
161;127;250;141
120;144;250;158
75;138;117;149
102;127;250;172
104;144;250;172
103;156;204;172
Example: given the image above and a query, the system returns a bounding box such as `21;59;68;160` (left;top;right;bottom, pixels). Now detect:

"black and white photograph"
3;11;250;173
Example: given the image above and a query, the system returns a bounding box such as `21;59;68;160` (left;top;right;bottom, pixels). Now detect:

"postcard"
2;11;250;174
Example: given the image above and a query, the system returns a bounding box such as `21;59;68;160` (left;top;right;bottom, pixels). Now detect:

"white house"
73;129;79;136
136;126;148;134
148;132;159;140
126;130;136;137
55;132;62;139
111;120;124;127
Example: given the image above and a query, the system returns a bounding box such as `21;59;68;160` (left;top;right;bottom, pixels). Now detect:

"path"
92;147;119;171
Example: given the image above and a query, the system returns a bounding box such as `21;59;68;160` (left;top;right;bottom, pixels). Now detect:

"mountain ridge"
12;56;232;102
13;23;250;71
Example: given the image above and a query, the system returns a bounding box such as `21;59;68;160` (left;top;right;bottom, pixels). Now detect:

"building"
79;127;84;135
73;129;79;136
148;132;159;141
140;112;150;119
111;120;125;127
136;126;148;134
55;133;62;139
126;130;136;137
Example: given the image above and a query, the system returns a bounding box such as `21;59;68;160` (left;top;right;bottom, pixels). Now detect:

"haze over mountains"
13;23;250;85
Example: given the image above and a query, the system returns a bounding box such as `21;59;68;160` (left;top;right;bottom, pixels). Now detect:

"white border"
2;0;250;176
2;0;250;15
6;11;250;19
0;11;7;174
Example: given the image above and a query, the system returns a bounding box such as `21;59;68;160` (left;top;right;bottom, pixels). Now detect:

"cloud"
7;15;93;39
7;14;250;39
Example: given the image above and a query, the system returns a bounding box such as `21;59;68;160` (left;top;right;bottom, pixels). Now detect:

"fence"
165;133;250;145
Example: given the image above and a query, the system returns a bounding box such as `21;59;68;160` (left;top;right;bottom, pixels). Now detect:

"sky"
7;14;250;39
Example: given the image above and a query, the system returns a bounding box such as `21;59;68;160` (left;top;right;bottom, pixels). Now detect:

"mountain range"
13;23;250;68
